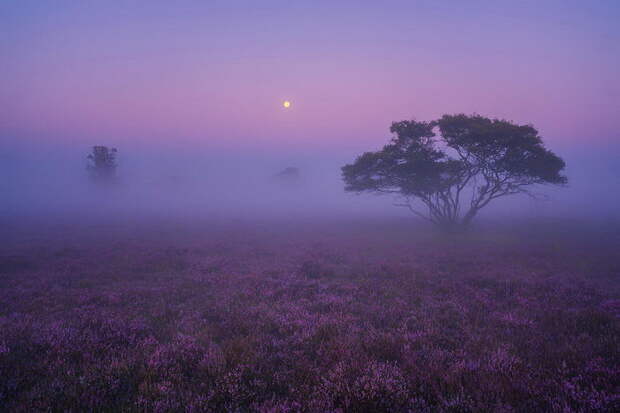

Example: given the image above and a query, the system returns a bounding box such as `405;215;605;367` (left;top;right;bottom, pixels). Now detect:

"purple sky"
2;0;619;154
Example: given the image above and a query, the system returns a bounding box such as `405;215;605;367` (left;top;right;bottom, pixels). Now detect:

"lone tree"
87;146;118;184
342;114;567;230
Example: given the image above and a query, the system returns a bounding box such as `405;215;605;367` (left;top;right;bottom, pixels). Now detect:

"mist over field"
1;1;619;411
2;141;619;223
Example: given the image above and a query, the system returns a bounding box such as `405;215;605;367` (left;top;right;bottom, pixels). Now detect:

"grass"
0;217;618;411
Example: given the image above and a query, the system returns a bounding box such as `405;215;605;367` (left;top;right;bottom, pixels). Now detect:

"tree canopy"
342;114;567;229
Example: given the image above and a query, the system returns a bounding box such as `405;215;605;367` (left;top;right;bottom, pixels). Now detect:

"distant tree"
342;114;567;230
87;146;118;184
274;167;301;185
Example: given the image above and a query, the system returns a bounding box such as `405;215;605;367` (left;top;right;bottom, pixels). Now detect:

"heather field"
1;217;619;412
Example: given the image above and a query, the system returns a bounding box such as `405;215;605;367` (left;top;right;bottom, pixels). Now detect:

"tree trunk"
461;208;479;228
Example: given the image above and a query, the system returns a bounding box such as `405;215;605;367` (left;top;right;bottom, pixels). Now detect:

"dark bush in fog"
273;167;301;187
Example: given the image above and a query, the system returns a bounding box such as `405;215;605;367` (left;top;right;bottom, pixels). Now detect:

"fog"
3;1;618;231
2;139;619;229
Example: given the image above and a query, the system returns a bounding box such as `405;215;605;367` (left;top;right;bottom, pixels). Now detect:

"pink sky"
2;1;619;153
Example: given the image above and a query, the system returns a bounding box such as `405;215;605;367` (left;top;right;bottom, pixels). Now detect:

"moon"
283;100;291;108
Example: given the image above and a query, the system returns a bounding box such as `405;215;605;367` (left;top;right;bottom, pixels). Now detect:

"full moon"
283;100;291;108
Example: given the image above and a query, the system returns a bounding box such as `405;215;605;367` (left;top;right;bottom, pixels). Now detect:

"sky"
1;0;619;219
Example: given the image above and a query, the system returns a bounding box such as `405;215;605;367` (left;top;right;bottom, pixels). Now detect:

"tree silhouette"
87;146;118;184
342;114;567;229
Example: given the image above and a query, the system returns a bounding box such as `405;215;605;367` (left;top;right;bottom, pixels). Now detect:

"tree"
274;167;301;184
87;146;118;184
342;114;567;230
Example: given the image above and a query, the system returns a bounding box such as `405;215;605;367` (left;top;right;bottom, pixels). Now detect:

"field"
1;216;619;412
